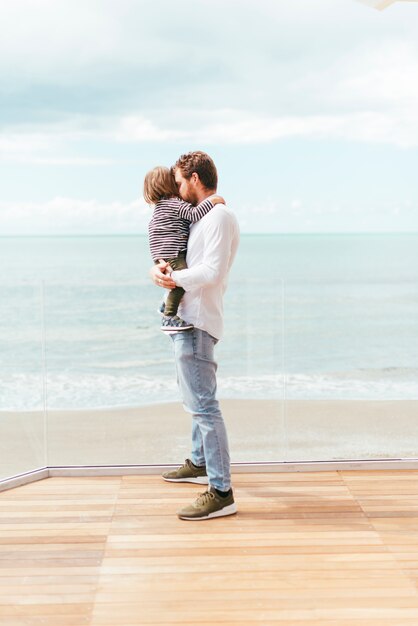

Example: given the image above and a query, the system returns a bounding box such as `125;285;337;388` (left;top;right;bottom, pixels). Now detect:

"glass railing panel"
41;234;418;469
44;274;285;466
2;233;416;478
0;279;46;479
44;278;192;466
283;277;418;461
217;277;286;462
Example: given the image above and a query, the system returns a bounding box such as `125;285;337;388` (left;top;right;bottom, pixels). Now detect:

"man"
150;151;240;521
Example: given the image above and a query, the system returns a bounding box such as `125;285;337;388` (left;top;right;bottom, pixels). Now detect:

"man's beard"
181;186;199;206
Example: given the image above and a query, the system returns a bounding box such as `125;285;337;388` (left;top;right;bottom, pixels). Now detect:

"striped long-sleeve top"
148;196;214;261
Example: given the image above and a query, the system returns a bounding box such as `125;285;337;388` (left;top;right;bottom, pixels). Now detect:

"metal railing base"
2;458;418;492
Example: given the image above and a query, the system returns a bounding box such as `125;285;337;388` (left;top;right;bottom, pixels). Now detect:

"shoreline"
2;399;418;479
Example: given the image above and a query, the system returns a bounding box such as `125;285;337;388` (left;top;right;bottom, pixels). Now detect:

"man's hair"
143;166;179;204
173;151;218;190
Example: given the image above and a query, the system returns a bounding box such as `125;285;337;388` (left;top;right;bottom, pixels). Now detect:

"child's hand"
211;195;225;206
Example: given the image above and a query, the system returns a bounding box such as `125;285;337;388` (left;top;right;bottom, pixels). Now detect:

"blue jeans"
170;328;231;491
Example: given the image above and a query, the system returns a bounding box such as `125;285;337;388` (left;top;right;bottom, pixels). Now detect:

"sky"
1;0;418;234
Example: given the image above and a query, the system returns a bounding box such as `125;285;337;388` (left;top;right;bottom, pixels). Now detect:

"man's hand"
211;194;226;205
149;261;176;289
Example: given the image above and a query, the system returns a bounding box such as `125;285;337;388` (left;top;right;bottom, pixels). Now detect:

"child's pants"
157;251;187;317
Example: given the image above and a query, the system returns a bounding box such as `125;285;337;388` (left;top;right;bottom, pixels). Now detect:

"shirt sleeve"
171;210;236;291
177;198;214;223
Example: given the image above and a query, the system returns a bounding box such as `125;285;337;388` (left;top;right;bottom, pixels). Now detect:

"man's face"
174;168;198;205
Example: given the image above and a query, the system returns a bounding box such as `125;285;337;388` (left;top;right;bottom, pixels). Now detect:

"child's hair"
143;166;179;204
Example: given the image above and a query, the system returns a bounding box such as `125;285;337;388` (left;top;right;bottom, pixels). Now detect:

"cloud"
1;194;416;235
2;102;418;167
184;110;418;147
0;197;151;235
0;132;113;165
0;129;112;164
2;8;418;160
1;0;418;236
1;0;417;118
112;116;185;142
318;40;418;109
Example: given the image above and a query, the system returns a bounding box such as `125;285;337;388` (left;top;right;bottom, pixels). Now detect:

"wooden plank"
2;471;418;625
89;607;418;622
89;621;418;626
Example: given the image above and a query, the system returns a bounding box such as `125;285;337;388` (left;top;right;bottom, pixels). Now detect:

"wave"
1;368;417;411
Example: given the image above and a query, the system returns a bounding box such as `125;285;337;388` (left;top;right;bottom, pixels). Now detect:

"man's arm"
171;209;237;291
177;195;225;223
149;261;176;289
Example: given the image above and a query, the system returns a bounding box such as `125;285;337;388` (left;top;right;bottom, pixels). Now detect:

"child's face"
174;169;198;205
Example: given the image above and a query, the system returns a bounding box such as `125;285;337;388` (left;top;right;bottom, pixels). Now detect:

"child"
144;166;224;332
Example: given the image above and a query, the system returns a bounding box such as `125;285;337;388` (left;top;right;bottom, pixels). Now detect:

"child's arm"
177;195;226;223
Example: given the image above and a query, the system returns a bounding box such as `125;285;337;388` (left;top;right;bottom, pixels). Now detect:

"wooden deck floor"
2;470;418;625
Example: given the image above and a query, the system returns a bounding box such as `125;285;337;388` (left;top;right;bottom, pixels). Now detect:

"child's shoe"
161;315;194;332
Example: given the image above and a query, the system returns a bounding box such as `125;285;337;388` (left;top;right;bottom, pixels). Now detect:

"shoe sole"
161;326;194;332
162;476;209;484
178;503;237;521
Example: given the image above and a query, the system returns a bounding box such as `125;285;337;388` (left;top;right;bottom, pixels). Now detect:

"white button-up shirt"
171;203;240;340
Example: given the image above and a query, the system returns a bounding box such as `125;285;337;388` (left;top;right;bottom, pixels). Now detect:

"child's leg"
164;252;188;317
165;286;185;317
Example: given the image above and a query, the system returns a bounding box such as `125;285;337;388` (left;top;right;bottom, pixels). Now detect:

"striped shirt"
148;196;214;261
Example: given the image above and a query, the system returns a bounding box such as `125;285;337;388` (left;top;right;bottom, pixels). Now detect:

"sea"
1;234;417;411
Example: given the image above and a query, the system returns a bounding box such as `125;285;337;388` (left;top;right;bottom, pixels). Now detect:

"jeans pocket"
194;330;217;361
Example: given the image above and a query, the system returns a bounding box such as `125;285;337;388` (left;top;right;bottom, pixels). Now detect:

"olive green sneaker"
162;458;208;484
177;486;237;521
